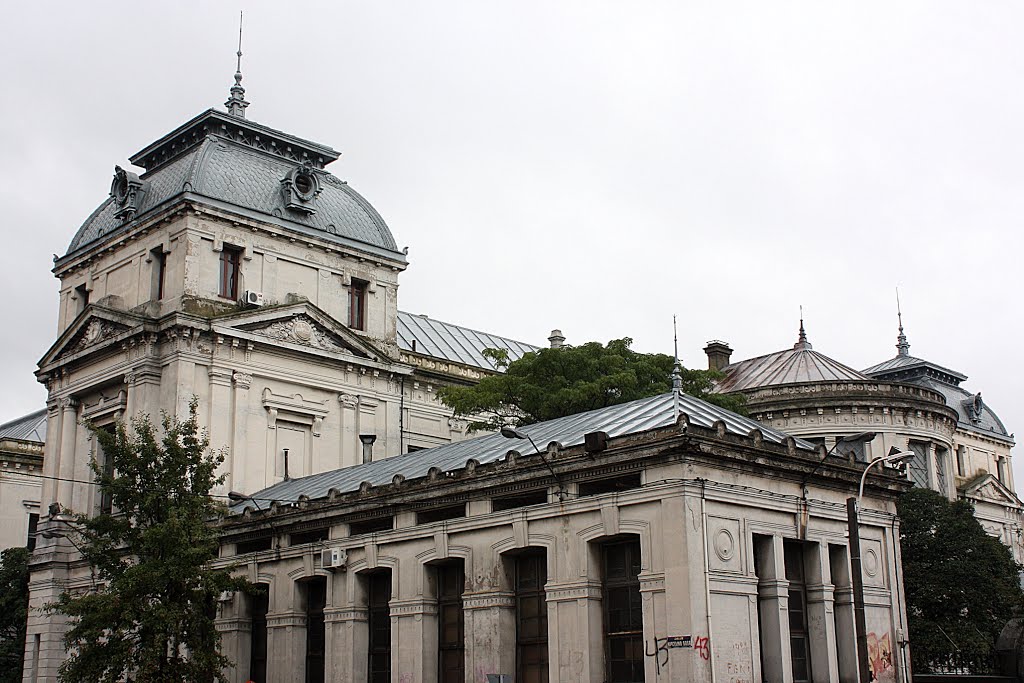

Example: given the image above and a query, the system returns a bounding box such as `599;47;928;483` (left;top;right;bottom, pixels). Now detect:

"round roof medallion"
293;319;313;342
111;166;130;206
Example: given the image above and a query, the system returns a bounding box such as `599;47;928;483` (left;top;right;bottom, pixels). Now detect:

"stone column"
41;400;62;509
266;610;305;683
463;590;516;680
231;372;252;493
56;398;78;510
214;596;250;683
327;604;368;683
756;535;792;682
804;543;839;683
264;575;305;683
391;597;438;680
545;580;604;682
207;366;234;491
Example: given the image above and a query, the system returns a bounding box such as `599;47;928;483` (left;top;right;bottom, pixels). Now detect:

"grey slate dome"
66;110;402;261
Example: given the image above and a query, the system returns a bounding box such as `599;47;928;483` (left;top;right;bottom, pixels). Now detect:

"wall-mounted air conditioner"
321;547;348;571
243;290;264;307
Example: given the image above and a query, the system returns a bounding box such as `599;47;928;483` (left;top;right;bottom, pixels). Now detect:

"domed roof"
716;322;868;393
863;321;1012;442
65;110;402;261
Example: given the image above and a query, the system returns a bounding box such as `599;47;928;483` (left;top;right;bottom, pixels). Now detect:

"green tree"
439;338;745;431
51;398;250;683
0;547;29;683
897;487;1024;673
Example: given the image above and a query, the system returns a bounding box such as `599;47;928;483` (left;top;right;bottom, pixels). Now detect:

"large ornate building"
24;75;915;683
709;318;1021;562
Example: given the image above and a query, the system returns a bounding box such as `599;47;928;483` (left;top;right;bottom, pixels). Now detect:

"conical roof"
717;322;867;393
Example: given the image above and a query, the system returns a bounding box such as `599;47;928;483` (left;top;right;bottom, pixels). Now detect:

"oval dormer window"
294;170;315;199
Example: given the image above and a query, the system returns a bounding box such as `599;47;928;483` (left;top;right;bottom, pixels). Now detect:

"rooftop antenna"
672;315;682;422
225;11;250;118
896;287;910;356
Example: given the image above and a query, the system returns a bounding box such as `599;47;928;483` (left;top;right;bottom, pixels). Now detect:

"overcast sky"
1;2;1020;478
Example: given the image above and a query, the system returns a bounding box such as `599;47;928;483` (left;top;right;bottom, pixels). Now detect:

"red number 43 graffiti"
694;635;711;661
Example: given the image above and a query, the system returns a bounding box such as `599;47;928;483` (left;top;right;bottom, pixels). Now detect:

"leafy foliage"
897;487;1024;673
0;547;29;683
52;399;250;683
439;338;745;431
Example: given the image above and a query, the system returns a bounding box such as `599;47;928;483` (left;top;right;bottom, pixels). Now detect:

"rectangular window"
236;536;273;554
956;445;966;477
304;578;327;683
493;490;549;512
998;456;1008;484
349;279;368;330
515;552;549;683
26;513;39;551
907;441;929;489
219;246;242;300
935;447;948;493
367;571;392;683
249;585;269;683
602;539;644;683
97;424;115;515
349;517;393;536
151;247;167;301
437;563;465;683
74;284;90;316
289;528;329;546
417;504;466;525
579;473;642;498
785;541;812;683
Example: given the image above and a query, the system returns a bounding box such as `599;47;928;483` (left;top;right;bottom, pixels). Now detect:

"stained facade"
21;78;917;683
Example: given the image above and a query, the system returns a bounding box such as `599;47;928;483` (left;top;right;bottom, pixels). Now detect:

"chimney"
703;340;733;372
359;434;377;464
548;329;566;349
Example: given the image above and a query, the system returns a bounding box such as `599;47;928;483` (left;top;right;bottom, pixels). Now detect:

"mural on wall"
867;631;895;682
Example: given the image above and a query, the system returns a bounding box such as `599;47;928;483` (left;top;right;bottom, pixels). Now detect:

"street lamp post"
500;426;568;502
848;446;914;683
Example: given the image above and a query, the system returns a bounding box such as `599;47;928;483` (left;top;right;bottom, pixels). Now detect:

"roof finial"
225;11;250;118
672;315;682;422
794;305;812;350
896;287;910;356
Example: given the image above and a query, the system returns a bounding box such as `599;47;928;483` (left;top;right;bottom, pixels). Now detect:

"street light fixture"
499;426;567;502
848;445;915;682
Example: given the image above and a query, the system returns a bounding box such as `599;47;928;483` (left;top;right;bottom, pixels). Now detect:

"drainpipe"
699;478;717;683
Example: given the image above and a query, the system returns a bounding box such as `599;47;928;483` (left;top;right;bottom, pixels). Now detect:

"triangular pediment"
213;302;388;363
959;473;1022;507
39;306;146;370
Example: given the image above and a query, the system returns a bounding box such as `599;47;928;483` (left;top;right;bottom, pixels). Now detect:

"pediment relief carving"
961;474;1020;507
65;318;132;357
244;314;360;356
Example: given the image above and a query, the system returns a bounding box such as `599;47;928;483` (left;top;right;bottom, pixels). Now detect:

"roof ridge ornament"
225;11;249;118
794;306;812;350
896;287;910;357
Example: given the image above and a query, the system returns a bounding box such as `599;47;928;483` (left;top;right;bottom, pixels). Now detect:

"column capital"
463;590;515;610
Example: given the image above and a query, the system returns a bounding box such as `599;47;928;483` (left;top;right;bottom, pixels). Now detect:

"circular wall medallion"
293;319;313;342
864;548;879;577
714;528;735;562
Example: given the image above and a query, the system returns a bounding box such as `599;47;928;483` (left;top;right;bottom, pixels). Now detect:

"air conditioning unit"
243;290;264;307
321;547;348;571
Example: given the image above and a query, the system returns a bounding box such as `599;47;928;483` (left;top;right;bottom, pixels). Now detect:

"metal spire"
672;315;682;423
794;305;812;350
225;12;250;118
896;288;910;356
